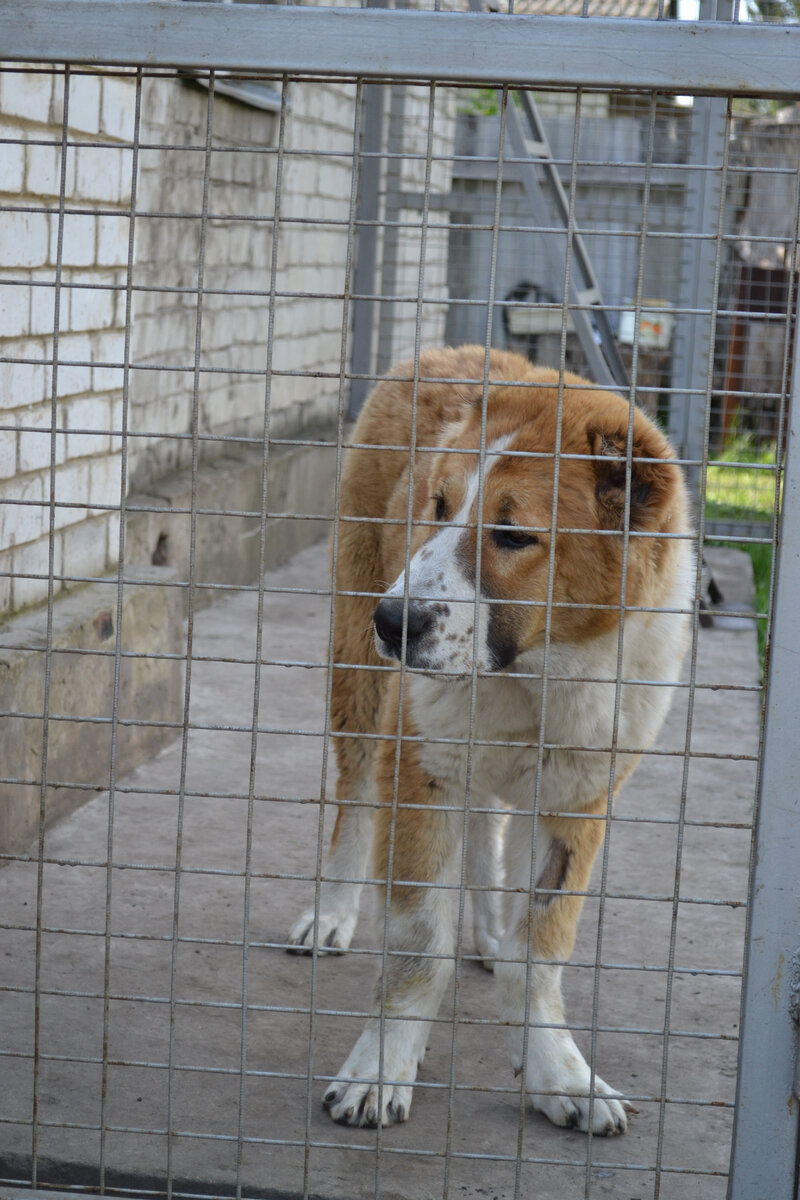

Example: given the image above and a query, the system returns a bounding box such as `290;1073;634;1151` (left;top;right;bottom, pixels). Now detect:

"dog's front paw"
530;1075;628;1136
286;899;358;955
322;1022;423;1127
323;1077;413;1128
523;1030;629;1136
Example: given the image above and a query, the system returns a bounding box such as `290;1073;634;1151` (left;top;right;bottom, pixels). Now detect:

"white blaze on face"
378;435;515;674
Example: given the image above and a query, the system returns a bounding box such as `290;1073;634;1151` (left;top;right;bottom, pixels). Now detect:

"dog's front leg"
287;788;375;954
496;804;629;1136
323;788;457;1127
467;806;506;970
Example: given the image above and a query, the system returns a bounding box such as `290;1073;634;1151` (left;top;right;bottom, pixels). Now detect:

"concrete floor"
0;544;761;1200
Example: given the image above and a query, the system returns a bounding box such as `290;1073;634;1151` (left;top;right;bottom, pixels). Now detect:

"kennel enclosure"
1;2;799;1198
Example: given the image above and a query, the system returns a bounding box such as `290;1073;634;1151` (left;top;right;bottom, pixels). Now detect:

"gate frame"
3;3;800;1196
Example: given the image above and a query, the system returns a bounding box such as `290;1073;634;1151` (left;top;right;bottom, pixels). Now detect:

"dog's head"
374;372;687;675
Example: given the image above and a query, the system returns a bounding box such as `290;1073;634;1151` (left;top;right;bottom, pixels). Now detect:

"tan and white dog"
288;345;692;1136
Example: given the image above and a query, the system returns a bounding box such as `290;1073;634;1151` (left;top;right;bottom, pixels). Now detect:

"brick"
66;395;111;459
0;282;31;340
0;71;52;126
53;459;89;529
0;135;25;195
91;326;126;394
29;277;59;337
100;77;136;143
25;142;74;198
0;211;50;270
75;145;127;205
89;453;123;510
139;77;171;129
55;333;92;398
18;403;67;474
0;472;45;548
92;365;126;402
53;213;97;268
66;73;101;136
96;214;131;268
0;348;48;412
68;278;117;333
0;427;16;479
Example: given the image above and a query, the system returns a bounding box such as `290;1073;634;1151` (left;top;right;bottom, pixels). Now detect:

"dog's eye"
434;493;447;522
492;523;539;550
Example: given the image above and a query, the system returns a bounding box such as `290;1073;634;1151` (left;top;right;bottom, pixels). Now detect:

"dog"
287;345;692;1135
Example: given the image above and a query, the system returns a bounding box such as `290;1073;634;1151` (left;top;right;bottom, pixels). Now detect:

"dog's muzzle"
373;596;435;663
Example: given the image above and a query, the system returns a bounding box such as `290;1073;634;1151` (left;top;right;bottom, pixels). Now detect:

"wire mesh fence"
1;6;798;1200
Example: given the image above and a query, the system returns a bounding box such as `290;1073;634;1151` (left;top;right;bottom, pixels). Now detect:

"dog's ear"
588;414;678;532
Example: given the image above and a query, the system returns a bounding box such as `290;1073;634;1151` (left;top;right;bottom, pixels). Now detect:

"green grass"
704;438;777;674
705;436;779;524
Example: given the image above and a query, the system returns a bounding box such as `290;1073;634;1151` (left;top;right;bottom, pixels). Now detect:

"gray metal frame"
2;3;799;1197
727;304;800;1200
3;1;800;95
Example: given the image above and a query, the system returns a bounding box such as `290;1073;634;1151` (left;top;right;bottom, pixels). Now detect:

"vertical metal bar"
582;91;659;1196
669;0;732;498
165;71;216;1200
30;61;70;1192
653;98;733;1200
348;0;388;419
512;88;581;1200
97;66;142;1194
727;262;800;1200
441;83;509;1200
301;76;364;1200
375;83;406;378
234;77;290;1200
373;80;438;1200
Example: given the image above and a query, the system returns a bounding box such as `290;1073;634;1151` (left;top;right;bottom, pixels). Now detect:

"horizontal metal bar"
1;3;799;95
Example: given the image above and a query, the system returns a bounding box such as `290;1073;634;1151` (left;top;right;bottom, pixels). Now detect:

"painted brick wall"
0;65;457;620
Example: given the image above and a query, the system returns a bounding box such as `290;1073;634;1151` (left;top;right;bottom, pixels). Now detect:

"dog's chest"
408;673;540;795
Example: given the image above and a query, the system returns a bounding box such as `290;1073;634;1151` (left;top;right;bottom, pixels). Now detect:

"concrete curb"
0;435;337;856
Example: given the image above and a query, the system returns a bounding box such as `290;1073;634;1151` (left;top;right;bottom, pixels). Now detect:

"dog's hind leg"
495;802;630;1136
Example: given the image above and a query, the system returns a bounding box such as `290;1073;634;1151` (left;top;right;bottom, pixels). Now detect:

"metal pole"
349;0;389;419
669;0;731;495
349;82;385;418
727;297;800;1200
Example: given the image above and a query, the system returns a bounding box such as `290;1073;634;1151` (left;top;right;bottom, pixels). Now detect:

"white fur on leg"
467;808;507;970
497;957;628;1136
522;1023;627;1135
323;886;455;1126
287;803;374;953
323;1016;428;1127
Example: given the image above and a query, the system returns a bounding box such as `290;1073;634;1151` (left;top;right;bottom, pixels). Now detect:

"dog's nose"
374;597;434;654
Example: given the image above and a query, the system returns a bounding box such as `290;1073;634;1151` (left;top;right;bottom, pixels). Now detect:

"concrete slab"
0;543;761;1200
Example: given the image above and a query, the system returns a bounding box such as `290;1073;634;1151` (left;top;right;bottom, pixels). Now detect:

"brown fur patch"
534;838;571;906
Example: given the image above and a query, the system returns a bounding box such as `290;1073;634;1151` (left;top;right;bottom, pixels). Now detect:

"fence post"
727;327;800;1197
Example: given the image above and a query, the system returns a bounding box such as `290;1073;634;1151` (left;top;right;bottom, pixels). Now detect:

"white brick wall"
1;66;129;615
1;62;456;619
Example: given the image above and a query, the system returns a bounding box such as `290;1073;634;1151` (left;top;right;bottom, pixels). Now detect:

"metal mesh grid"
0;21;796;1200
